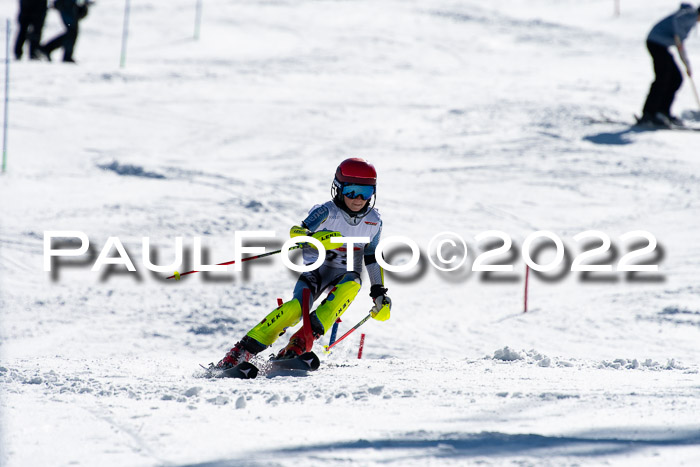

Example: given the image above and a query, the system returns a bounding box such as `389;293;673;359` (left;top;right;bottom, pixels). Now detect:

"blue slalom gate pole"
2;19;9;173
325;313;372;352
120;0;131;68
328;318;341;347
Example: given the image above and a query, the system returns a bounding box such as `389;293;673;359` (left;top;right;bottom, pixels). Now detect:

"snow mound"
492;348;687;371
492;347;552;366
492;346;524;361
598;358;686;371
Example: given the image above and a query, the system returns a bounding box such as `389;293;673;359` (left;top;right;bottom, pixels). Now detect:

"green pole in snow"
120;0;131;68
194;0;203;40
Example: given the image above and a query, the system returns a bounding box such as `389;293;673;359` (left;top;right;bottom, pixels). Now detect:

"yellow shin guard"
246;299;302;347
313;280;361;333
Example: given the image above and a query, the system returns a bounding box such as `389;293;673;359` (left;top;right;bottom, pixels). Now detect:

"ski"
633;114;700;131
585;114;700;131
203;361;259;379
268;351;321;372
200;351;321;379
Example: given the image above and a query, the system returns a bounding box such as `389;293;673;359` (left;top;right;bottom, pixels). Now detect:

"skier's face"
344;195;368;212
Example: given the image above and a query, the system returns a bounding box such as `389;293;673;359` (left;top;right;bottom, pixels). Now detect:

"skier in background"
14;0;48;60
39;0;90;63
216;158;392;369
640;4;700;127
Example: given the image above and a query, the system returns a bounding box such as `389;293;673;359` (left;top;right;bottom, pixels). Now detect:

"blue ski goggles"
341;184;375;200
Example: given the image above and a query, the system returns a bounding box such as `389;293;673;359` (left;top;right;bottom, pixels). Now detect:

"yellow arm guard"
311;230;343;250
290;226;342;250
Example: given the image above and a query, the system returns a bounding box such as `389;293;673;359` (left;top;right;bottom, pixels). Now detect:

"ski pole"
676;41;700;110
324;311;372;352
688;76;700;110
323;318;342;355
166;244;304;280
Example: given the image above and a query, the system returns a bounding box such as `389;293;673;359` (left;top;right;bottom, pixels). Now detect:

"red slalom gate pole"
301;288;313;352
357;333;366;359
524;265;530;313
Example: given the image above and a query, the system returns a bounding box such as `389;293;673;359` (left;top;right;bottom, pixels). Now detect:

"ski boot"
215;336;265;369
665;114;684;127
216;344;250;370
275;328;311;360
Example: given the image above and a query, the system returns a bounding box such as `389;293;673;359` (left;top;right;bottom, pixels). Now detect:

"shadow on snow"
177;429;700;466
583;126;660;145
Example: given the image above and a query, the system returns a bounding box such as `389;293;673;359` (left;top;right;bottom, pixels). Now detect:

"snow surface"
2;0;700;465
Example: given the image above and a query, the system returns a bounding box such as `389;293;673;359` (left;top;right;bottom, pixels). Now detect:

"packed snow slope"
1;0;700;466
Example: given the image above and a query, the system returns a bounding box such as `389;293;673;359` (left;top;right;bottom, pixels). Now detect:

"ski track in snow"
2;0;700;466
2;354;699;466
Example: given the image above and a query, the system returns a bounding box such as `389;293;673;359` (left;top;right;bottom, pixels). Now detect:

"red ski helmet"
334;158;377;186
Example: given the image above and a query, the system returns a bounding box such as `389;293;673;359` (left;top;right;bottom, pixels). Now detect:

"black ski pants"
43;7;79;62
642;40;683;117
13;0;48;59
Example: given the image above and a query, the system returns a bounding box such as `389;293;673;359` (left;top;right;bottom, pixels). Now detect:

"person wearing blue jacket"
640;4;700;126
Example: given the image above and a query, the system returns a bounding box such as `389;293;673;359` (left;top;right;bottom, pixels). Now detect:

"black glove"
77;4;89;19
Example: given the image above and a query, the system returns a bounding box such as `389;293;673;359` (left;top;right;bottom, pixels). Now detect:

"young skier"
640;4;700;127
216;158;392;369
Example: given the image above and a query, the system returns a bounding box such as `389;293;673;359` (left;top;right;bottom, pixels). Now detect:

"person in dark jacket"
640;4;700;126
14;0;48;60
39;0;89;63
